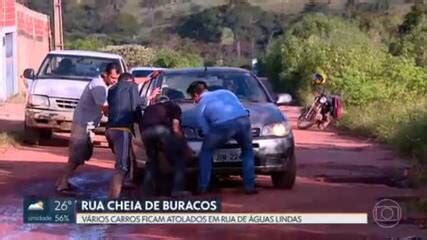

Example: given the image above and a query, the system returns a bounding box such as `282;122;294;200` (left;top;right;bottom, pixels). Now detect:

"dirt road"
0;102;425;239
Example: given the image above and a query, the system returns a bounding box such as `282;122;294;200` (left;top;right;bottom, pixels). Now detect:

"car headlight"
261;122;290;137
28;95;50;108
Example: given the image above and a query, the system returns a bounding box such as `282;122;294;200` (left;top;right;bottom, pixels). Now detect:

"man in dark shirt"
106;73;140;198
140;96;191;197
106;73;159;198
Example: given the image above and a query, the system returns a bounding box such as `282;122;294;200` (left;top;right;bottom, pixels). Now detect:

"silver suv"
23;50;127;144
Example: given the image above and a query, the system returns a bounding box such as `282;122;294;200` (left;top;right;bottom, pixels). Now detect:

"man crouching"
105;73;147;198
140;95;191;197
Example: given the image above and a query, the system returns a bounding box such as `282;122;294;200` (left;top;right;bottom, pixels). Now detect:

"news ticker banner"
23;198;368;225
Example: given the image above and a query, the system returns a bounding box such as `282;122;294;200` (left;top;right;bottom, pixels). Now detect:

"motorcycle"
297;93;343;130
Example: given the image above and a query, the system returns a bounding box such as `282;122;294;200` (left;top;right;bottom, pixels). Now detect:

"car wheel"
271;154;296;189
39;129;53;140
24;125;40;145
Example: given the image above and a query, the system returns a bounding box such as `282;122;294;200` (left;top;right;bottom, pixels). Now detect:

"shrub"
264;13;427;170
65;37;106;51
265;13;389;105
101;45;157;68
339;99;427;165
153;49;203;68
102;45;203;69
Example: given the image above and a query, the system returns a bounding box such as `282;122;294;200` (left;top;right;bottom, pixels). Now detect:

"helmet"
312;73;326;85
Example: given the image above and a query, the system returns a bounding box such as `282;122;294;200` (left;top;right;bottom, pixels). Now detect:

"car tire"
39;129;53;140
24;125;40;145
271;154;296;189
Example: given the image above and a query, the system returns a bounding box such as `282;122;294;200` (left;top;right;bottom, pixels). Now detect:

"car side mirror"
276;93;293;105
23;68;35;79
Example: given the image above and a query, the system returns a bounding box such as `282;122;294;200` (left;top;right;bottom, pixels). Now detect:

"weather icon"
27;201;44;211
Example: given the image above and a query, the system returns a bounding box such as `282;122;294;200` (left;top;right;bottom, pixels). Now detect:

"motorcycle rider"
311;73;333;129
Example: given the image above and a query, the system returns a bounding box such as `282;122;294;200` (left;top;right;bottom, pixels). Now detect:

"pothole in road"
310;165;410;188
315;174;402;187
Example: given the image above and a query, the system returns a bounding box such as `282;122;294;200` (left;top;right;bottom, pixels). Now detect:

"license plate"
214;149;241;162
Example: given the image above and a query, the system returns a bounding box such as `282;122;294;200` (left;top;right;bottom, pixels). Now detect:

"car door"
133;73;165;169
132;79;153;168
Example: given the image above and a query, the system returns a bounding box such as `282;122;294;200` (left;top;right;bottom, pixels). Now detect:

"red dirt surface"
0;103;425;239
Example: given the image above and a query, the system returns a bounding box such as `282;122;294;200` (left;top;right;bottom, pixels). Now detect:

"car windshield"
160;71;269;102
37;54;121;80
132;70;153;78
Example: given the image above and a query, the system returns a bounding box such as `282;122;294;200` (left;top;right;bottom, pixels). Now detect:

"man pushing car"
186;81;257;195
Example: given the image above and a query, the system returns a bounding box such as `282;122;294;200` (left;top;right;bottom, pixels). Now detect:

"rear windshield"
37;54;122;80
160;71;269;103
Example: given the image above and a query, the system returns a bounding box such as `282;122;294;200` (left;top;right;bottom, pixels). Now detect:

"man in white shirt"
56;63;121;194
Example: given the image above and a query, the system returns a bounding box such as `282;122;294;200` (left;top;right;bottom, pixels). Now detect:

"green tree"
19;0;51;15
177;7;224;42
303;0;330;13
399;1;427;34
63;3;101;37
109;13;139;35
139;0;171;27
391;2;427;67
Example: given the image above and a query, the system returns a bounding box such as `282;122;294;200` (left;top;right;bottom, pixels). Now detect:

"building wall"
0;0;50;101
0;0;17;101
0;0;16;27
15;3;50;94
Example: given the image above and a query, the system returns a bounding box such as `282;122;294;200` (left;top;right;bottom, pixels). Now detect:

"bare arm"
134;77;150;85
172;119;183;138
134;70;162;86
148;87;161;101
101;105;109;117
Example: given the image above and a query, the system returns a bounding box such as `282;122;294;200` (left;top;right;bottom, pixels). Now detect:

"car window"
140;80;150;97
144;78;160;105
37;54;122;80
132;70;153;78
160;71;269;102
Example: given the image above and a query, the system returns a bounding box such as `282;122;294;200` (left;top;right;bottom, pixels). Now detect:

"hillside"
123;0;413;29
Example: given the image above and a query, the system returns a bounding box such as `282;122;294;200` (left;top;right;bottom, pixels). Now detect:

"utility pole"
52;0;64;50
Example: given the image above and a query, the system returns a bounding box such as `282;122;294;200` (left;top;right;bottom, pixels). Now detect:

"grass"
338;98;427;185
0;94;26;148
403;197;427;222
0;131;24;148
6;94;26;104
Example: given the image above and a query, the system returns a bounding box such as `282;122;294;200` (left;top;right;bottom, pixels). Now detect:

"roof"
130;67;164;72
48;50;122;59
163;67;250;75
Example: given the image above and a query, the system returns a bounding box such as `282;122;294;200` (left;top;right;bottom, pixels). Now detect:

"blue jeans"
199;116;255;190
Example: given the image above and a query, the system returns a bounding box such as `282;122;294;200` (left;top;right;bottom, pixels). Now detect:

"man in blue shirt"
186;81;257;194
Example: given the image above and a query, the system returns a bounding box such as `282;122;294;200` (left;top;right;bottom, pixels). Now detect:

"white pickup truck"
23;50;127;144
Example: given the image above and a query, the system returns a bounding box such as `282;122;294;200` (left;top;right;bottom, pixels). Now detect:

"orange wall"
15;3;50;93
0;0;16;27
